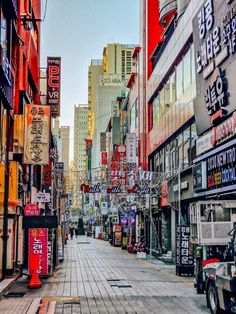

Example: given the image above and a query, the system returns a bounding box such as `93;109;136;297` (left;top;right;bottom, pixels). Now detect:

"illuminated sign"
47;57;61;117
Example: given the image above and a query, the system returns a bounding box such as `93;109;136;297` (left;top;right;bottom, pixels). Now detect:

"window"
183;49;191;92
160;88;165;117
191;45;196;84
177;133;183;169
153;95;160;127
190;123;197;163
164;80;170;108
176;60;183;100
169;72;176;106
165;145;170;173
183;127;190;168
149;102;153;132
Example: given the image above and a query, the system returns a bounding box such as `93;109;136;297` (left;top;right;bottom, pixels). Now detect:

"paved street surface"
0;237;209;313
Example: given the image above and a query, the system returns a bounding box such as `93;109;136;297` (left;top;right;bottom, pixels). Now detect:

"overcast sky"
40;0;139;131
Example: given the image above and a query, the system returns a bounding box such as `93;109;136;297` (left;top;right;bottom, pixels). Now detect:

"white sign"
196;131;213;156
173;181;188;192
35;192;51;203
126;133;136;163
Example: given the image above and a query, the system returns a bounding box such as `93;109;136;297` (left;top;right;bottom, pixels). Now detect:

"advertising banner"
126;133;136;164
28;228;48;275
23;105;50;165
47;57;61;117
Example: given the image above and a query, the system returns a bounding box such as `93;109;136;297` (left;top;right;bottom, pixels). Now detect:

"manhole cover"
42;296;80;304
3;292;25;298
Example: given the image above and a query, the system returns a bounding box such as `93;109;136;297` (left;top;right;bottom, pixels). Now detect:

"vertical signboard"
126;133;136;163
101;151;107;165
192;0;236;135
176;225;194;276
47;57;61;118
24;105;50;165
28;228;48;275
100;132;106;152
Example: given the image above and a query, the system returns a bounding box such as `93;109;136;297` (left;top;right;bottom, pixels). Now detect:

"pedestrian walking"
75;225;79;237
70;226;74;239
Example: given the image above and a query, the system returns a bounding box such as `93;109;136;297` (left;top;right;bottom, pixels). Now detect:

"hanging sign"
126;133;136;163
47;57;61;117
28;228;48;276
23;105;50;165
24;204;40;216
35;192;51;203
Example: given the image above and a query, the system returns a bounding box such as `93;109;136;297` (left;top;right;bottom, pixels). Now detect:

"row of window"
151;122;197;174
149;44;196;131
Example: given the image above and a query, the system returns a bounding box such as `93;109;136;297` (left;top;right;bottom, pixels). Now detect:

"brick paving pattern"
1;237;209;313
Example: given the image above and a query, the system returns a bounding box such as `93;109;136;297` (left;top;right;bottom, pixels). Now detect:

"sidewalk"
0;237;208;314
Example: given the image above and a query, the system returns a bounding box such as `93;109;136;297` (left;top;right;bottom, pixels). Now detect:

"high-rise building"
74;105;88;171
102;43;136;81
73;105;88;212
88;60;102;140
90;43;136;169
60;126;70;173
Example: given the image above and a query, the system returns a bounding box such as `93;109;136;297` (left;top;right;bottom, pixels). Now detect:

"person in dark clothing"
70;226;74;239
75;225;79;237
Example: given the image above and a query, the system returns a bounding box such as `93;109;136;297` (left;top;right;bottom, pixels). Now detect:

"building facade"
87;59;102;141
73;105;88;213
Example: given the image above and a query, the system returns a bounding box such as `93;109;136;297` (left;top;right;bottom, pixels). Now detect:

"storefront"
189;0;236;283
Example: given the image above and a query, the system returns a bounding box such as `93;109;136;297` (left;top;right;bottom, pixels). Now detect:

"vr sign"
47;57;61;118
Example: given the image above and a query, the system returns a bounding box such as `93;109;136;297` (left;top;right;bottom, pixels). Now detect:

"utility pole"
2;110;10;279
149;187;153;258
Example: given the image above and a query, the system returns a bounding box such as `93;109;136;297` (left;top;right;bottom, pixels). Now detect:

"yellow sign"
0;161;19;207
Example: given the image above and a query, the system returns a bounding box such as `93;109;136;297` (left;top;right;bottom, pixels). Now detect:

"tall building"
74;105;88;171
90;43;136;169
88;60;102;140
60;126;70;173
102;43;136;81
73;105;88;212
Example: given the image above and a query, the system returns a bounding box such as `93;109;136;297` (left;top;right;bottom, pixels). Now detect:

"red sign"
211;111;236;147
28;228;48;275
24;204;40;216
43;163;52;187
101;152;107;165
47;57;61;117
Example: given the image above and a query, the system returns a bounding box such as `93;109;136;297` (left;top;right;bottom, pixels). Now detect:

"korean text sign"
24;105;50;165
28;228;48;275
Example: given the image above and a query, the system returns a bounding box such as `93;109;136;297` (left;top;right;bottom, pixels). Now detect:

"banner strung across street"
23;105;50;165
47;57;61;117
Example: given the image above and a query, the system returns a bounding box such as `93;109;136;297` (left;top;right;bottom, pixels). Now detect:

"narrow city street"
0;237;208;314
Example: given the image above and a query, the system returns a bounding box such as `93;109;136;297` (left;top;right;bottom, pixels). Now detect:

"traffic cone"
29;269;41;289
